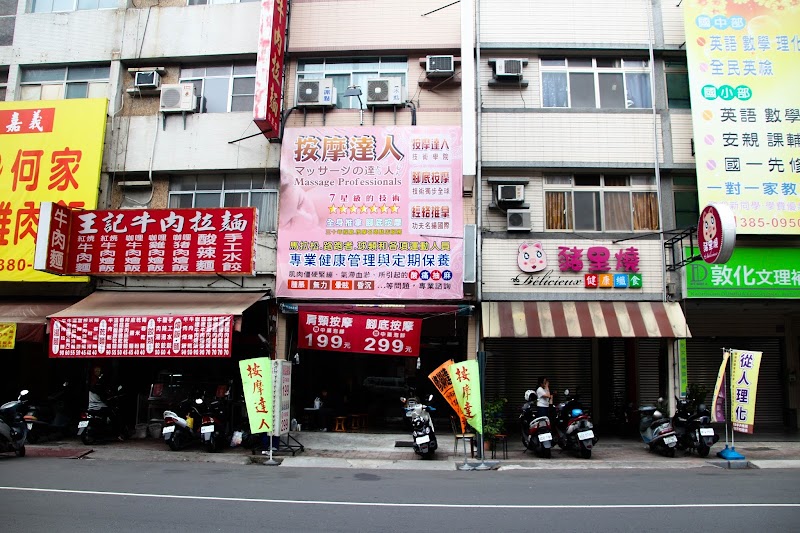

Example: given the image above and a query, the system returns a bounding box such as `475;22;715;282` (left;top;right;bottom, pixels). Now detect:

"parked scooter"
198;390;232;453
638;399;678;457
402;394;438;459
550;388;598;459
519;390;554;458
162;394;204;451
672;397;719;457
77;386;127;445
0;390;29;457
23;381;73;443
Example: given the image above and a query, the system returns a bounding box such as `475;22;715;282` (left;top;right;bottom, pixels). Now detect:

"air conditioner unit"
497;184;525;203
366;77;404;106
494;59;525;79
160;83;197;113
296;78;336;107
507;208;531;232
134;71;161;90
426;55;455;78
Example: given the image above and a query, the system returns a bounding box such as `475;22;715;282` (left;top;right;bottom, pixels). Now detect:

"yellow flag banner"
711;350;730;423
0;323;16;349
428;359;466;432
447;360;482;434
731;349;762;434
239;357;273;434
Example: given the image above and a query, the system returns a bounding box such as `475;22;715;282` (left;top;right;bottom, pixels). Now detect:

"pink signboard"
49;315;233;358
253;0;288;138
297;310;422;357
277;126;464;300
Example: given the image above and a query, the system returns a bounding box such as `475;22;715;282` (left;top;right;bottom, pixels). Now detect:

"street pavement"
17;428;800;471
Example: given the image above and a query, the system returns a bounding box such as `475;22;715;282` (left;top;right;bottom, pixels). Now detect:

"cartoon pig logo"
702;210;718;242
518;242;547;273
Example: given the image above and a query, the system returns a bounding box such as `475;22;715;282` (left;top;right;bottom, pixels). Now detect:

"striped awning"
482;301;691;338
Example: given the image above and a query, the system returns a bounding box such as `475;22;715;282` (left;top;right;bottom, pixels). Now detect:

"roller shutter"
637;340;663;406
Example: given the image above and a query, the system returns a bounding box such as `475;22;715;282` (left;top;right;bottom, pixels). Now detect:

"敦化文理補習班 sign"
685;247;800;298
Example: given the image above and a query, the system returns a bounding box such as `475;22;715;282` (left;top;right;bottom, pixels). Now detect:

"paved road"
1;456;798;532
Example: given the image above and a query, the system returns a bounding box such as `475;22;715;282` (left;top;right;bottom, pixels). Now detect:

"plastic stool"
349;414;360;430
334;416;347;432
491;434;508;459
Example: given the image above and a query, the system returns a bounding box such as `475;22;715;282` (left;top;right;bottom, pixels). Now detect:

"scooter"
672;397;719;457
519;390;554;458
77;386;127;445
162;394;203;451
402;394;438;459
0;389;29;457
23;381;73;443
638;399;678;457
550;388;598;459
198;391;232;453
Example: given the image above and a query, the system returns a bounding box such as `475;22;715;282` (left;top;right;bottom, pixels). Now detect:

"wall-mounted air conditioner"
160;84;197;113
497;184;525;203
296;78;336;107
134;71;161;90
507;208;531;232
426;55;455;78
493;58;526;79
366;77;404;106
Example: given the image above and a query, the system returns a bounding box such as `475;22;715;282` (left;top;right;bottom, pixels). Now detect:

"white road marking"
0;486;798;509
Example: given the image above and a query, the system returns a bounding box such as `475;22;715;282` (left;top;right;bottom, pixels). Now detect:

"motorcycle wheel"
15;445;25;457
205;435;218;453
580;447;591;459
81;428;96;445
540;447;552;459
167;431;181;451
667;447;676;458
697;442;710;458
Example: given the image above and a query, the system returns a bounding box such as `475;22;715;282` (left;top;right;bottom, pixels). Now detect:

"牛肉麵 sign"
297;310;422;357
277;126;464;300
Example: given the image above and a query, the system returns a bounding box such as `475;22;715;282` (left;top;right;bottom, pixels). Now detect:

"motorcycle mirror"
20;389;29;396
118;385;123;391
428;394;433;402
564;389;570;396
400;397;406;403
195;398;203;405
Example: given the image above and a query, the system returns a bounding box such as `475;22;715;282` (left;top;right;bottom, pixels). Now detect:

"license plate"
415;435;430;444
664;435;678;445
538;432;553;442
162;425;175;435
200;425;214;434
27;423;33;430
78;421;89;428
577;430;594;440
700;427;714;436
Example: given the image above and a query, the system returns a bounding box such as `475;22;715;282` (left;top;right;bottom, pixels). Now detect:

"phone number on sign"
737;217;800;229
0;258;29;271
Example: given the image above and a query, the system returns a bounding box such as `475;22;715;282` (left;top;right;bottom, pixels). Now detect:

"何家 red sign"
297;310;422;357
49;315;233;358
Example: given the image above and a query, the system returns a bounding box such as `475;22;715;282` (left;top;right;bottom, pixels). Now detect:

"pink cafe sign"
277;126;464;300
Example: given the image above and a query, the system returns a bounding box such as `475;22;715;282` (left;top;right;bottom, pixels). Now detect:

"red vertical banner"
253;0;288;138
34;201;73;276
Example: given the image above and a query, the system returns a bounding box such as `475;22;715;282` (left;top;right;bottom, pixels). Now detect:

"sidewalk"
20;430;800;471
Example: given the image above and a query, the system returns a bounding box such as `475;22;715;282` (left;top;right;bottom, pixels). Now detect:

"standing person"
87;366;123;440
536;377;553;419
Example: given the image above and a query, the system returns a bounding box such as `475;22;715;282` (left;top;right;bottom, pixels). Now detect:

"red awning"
0;299;79;343
482;301;691;338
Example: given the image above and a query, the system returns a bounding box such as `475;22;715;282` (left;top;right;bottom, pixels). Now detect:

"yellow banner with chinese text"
428;359;467;432
239;357;273;434
0;99;107;281
447;360;482;434
731;349;762;434
0;323;16;349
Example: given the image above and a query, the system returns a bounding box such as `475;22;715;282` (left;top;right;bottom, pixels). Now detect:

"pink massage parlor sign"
277;126;464;300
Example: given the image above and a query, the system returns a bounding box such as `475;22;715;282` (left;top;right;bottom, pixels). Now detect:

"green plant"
482;397;508;437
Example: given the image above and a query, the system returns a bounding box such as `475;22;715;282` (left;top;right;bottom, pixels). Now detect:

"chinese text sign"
428;359;467;432
253;0;288;138
712;350;730;423
239;357;273;434
685;247;800;298
684;2;800;234
297;310;422;357
731;349;762;434
0;323;16;349
447;360;482;434
277;126;464;300
0;99;107;281
272;360;292;436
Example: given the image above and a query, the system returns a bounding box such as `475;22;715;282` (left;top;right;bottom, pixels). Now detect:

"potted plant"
482;397;508;450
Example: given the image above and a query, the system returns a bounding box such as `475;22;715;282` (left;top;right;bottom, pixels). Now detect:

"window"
20;65;110;101
180;64;256;113
544;174;660;232
541;57;652;109
297;57;407;109
0;69;8;101
168;173;279;233
31;0;116;13
665;60;691;109
673;176;699;229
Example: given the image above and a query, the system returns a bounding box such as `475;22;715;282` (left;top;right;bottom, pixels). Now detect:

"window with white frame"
19;65;110;101
31;0;116;13
180;64;256;113
540;58;652;109
544;174;660;232
297;57;407;109
168;173;279;233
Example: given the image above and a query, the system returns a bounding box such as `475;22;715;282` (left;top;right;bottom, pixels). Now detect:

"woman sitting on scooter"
536;377;554;418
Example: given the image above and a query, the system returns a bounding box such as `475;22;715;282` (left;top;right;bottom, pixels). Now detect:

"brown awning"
0;299;79;343
482;301;691;338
